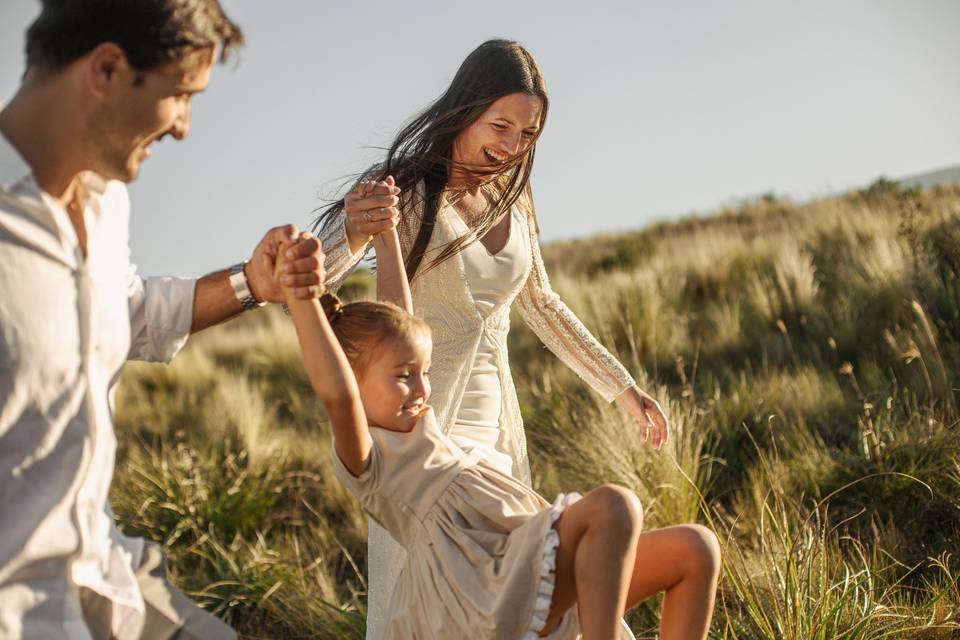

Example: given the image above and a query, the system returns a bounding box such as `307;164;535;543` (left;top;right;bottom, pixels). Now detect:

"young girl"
279;216;721;639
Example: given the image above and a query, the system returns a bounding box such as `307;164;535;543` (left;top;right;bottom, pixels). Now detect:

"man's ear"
86;42;132;97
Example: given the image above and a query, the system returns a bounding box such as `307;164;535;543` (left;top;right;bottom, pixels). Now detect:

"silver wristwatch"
228;261;266;311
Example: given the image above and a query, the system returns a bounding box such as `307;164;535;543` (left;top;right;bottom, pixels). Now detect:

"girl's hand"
243;226;326;303
615;386;669;450
344;175;401;251
273;238;299;301
270;232;326;301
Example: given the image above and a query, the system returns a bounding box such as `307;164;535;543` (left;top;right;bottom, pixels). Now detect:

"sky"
1;0;959;277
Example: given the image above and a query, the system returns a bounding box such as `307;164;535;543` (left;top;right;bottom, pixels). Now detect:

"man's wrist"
229;261;266;311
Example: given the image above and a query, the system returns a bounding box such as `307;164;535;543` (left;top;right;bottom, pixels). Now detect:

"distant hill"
897;165;960;189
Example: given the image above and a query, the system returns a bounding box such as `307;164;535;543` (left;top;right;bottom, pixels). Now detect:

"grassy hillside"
113;179;960;638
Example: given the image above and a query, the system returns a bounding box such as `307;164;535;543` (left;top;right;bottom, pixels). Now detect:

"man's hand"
246;225;325;302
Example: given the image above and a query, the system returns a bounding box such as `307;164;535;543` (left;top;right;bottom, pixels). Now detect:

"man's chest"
0;218;132;391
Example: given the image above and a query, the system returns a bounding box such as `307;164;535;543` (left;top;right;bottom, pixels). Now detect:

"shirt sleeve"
126;267;196;364
514;207;636;403
331;436;383;498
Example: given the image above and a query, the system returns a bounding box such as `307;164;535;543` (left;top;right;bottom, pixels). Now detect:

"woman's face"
450;92;543;184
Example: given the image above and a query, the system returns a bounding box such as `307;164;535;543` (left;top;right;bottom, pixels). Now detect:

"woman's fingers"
347;177;399;203
343;177;401;243
643;399;669;449
350;205;399;235
355;206;396;222
616;388;669;450
346;191;398;210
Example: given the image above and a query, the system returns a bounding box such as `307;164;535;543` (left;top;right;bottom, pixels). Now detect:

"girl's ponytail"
320;293;345;324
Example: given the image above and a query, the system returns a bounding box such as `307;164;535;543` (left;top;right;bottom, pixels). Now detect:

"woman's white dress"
448;205;529;476
320;186;637;639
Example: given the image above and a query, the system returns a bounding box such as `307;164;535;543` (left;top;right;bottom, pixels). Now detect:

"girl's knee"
588;484;643;533
679;524;722;579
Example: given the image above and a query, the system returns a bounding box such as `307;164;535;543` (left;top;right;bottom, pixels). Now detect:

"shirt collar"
0;129;33;192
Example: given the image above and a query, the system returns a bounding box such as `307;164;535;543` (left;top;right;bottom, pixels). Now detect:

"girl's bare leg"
623;525;721;639
539;485;643;639
541;490;721;640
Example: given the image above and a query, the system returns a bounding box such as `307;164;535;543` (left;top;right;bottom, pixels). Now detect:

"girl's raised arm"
279;248;372;476
373;225;413;314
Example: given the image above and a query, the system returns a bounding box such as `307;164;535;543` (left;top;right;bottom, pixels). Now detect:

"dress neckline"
477;209;514;257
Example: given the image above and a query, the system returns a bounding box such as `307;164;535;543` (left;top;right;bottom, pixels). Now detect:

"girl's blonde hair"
320;293;430;370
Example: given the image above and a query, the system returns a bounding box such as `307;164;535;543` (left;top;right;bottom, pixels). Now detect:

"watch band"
228;262;266;311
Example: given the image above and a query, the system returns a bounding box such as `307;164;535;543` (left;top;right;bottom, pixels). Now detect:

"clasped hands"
344;175;402;252
247;176;401;305
244;224;326;303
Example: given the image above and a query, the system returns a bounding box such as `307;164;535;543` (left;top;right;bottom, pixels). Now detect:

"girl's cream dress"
321;184;636;639
333;408;633;639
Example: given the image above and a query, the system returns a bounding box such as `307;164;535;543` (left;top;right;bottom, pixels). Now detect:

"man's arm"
191;225;326;333
189;267;245;332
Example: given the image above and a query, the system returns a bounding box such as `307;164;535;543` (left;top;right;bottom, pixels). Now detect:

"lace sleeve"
317;213;369;294
319;178;427;294
515;210;636;403
396;180;424;260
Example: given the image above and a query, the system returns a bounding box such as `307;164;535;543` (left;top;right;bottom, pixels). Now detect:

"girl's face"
356;332;432;432
450;92;543;185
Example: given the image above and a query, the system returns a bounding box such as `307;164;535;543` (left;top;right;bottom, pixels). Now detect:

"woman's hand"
615;386;669;450
344;175;401;253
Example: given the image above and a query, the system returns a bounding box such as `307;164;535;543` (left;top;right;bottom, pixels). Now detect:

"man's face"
89;47;215;182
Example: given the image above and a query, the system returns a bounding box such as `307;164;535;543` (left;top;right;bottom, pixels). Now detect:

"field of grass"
113;179;960;638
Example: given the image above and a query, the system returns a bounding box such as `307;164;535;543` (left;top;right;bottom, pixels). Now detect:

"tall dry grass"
113;180;960;638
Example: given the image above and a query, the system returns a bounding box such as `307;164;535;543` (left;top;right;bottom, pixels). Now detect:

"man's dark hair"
25;0;244;72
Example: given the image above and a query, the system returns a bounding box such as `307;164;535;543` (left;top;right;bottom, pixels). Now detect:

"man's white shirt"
0;132;196;639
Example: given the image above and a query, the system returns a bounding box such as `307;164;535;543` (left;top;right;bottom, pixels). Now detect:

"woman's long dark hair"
313;39;549;282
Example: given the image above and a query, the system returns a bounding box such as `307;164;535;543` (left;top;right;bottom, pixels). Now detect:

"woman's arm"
514;204;668;448
279;264;372;476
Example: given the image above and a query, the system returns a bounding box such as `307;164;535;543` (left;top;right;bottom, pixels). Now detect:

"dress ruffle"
522;492;583;639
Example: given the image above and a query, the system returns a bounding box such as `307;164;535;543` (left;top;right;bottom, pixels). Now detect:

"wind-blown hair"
314;39;548;282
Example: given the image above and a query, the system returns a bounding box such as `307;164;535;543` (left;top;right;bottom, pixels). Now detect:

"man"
0;1;333;638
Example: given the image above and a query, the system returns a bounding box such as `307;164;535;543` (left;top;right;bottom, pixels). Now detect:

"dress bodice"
454;205;530;317
448;205;531;476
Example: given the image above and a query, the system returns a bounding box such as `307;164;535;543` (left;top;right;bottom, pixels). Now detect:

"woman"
314;40;669;638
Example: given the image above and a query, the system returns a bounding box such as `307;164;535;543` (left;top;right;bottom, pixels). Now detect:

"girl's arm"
280;260;372;476
373;227;413;314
